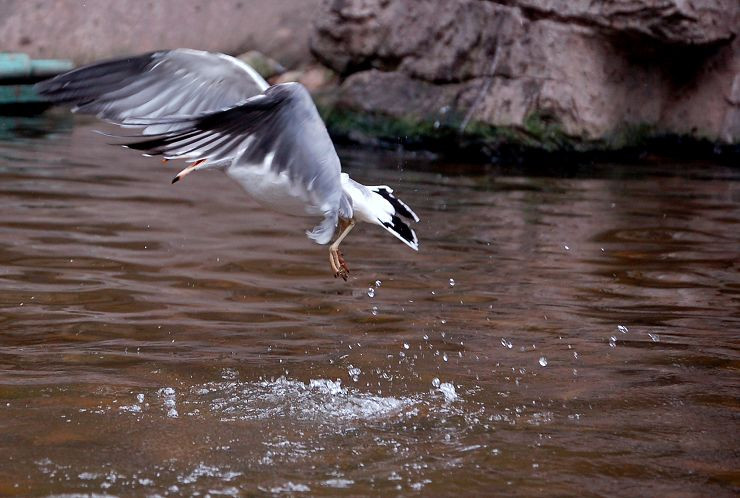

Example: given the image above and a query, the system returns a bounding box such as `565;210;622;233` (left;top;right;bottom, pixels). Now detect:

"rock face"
311;0;739;145
0;0;322;67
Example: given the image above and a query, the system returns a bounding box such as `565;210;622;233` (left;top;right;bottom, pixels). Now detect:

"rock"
311;0;740;146
0;0;322;67
272;65;337;92
236;51;286;80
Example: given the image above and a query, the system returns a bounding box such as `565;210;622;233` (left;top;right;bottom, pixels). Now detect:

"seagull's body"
35;49;419;279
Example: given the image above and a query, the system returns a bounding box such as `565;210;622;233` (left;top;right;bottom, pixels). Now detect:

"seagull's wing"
125;82;342;192
124;82;349;245
34;48;269;135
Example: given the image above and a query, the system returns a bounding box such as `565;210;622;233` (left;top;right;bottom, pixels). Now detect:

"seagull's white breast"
225;152;323;218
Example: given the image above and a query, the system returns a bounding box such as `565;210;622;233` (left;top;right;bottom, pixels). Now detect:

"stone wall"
311;0;739;145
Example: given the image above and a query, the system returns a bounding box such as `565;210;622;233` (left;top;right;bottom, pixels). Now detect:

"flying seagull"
34;48;419;280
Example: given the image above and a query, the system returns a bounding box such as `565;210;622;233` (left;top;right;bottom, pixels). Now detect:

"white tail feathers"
368;186;419;250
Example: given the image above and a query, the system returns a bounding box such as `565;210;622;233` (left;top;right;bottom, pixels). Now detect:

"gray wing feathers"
124;83;346;218
34;48;268;134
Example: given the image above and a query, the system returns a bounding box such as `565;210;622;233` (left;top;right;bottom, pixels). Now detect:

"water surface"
0;115;738;496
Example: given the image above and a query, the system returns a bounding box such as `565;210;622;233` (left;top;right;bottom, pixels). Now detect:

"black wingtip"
171;175;179;184
373;187;420;222
381;215;419;251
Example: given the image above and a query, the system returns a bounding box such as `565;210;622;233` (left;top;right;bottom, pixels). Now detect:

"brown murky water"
0;114;738;496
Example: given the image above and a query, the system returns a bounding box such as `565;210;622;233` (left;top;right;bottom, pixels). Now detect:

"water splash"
347;366;361;382
538;356;548;367
438;382;457;403
200;377;412;423
158;387;178;418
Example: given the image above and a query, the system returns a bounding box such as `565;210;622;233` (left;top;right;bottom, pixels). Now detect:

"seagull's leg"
329;218;355;281
171;159;206;184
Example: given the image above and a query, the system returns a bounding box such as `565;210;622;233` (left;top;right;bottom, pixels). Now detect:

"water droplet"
442;353;448;362
371;306;378;316
367;287;375;298
648;332;660;342
431;377;441;388
347;365;361;382
449;278;455;287
538;356;548;367
136;393;144;403
423;334;429;341
403;343;409;350
500;338;513;349
617;325;628;334
375;280;382;287
609;336;617;347
563;245;570;250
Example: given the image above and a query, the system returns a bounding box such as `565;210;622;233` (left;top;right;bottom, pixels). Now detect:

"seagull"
34;48;419;280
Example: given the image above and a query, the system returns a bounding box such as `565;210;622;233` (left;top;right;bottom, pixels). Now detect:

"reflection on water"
0;114;738;496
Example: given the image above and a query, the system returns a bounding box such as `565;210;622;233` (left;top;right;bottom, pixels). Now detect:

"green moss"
607;122;657;149
521;112;570;150
317;101;588;155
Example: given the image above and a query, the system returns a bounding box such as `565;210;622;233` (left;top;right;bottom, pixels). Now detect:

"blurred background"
0;1;739;497
1;0;738;156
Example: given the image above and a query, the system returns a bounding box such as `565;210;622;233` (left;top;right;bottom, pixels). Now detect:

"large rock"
311;0;740;145
0;0;321;67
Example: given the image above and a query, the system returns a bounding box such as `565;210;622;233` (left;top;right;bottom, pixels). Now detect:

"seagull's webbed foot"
329;248;349;281
329;218;355;281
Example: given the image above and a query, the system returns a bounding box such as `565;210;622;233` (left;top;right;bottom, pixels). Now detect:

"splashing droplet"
539;356;548;367
347;365;361;382
500;338;513;349
367;288;375;298
438;382;457;403
648;332;660;342
403;343;409;350
617;325;628;334
431;377;441;388
375;280;382;287
442;353;448;362
371;306;378;316
609;336;617;347
449;278;455;287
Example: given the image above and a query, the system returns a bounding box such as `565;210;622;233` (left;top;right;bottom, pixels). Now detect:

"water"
1;115;739;496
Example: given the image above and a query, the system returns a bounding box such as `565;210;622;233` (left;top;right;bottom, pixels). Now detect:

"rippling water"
0;114;738;496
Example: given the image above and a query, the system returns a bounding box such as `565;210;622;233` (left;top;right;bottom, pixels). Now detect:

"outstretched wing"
124;83;343;195
34;48;269;135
